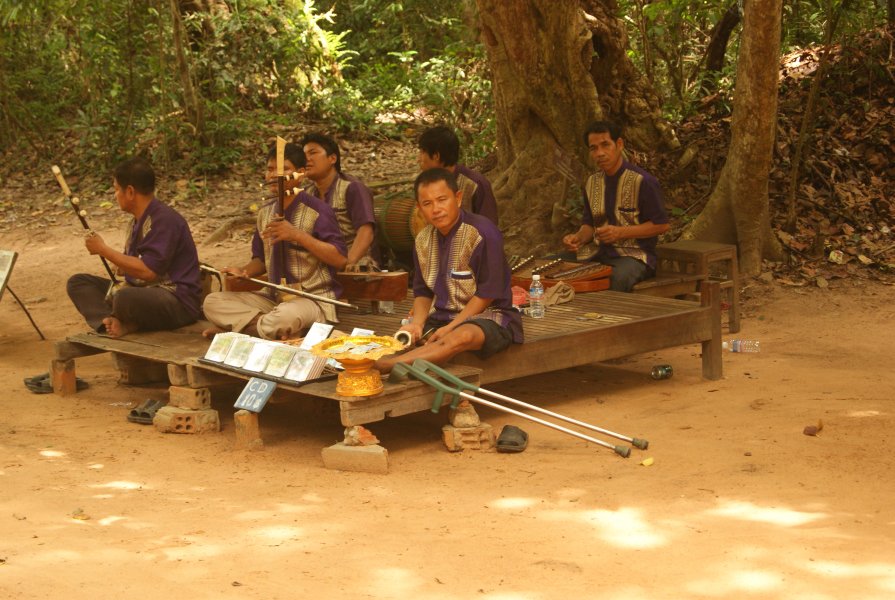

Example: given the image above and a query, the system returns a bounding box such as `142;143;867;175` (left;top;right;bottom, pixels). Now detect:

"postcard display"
201;324;378;384
202;322;336;384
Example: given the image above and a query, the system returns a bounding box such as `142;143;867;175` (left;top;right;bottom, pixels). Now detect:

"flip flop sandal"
25;376;89;394
496;425;529;453
24;372;50;386
127;399;165;425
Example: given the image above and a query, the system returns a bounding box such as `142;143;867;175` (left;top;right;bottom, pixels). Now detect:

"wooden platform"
52;281;721;469
335;280;723;383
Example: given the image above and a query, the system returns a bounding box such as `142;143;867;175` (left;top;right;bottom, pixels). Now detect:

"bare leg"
202;325;228;339
102;316;138;338
375;324;485;373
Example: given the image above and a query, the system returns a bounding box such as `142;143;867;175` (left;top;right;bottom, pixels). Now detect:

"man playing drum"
375;168;522;373
66;157;201;337
418;125;498;226
202;142;347;340
562;121;670;292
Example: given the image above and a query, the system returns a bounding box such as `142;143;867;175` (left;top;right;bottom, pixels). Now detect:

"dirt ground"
1;218;894;600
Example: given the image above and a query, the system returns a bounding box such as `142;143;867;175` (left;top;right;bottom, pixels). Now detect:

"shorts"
425;316;513;360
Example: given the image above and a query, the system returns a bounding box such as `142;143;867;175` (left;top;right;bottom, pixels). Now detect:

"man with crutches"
375;168;522;373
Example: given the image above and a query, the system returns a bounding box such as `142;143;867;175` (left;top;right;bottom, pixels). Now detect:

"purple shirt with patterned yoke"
455;164;498;226
251;193;346;299
306;173;380;263
412;210;523;343
124;197;201;319
581;160;669;268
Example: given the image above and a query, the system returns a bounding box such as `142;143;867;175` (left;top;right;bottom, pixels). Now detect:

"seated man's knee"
442;324;483;352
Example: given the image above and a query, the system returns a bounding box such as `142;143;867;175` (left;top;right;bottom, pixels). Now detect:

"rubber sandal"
24;372;51;386
496;425;529;453
25;376;89;394
127;399;165;425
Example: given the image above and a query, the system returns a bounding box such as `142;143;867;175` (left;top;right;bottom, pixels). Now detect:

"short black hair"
267;141;306;170
300;132;341;173
414;168;459;201
114;157;155;195
418;126;460;167
583;120;623;145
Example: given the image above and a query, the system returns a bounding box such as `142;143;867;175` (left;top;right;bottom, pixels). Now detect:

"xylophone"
508;256;612;293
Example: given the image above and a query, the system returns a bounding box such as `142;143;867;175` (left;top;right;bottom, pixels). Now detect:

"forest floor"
1;148;895;599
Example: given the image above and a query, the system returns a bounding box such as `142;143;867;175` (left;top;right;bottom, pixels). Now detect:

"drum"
374;191;426;253
509;257;612;293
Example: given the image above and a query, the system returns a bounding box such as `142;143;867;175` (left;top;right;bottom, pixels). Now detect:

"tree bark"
682;0;785;275
702;2;741;91
476;0;676;256
476;1;603;256
580;0;679;152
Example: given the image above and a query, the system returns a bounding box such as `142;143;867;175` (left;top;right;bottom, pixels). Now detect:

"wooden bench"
633;241;740;333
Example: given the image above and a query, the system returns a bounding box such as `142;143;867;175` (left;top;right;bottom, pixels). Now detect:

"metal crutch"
390;360;644;458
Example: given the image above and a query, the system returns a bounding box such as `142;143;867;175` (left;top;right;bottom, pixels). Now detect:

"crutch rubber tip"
615;445;631;458
632;438;649;450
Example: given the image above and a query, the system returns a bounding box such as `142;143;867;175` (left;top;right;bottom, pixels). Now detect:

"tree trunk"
476;0;676;256
784;0;852;232
702;2;741;92
476;1;603;256
682;0;785;275
168;0;205;140
580;0;679;152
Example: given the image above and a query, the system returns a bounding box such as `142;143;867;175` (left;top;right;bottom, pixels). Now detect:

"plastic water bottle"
723;339;760;353
379;270;394;314
529;274;545;319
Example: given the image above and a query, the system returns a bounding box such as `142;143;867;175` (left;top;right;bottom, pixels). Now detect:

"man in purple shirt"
66;157;201;337
418;125;498;226
375;168;522;373
562;121;670;292
202;142;347;340
300;132;379;267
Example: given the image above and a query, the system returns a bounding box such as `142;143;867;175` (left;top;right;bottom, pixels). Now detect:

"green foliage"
0;0;494;180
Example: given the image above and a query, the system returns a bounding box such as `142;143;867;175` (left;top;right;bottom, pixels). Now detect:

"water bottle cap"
532;274;540;281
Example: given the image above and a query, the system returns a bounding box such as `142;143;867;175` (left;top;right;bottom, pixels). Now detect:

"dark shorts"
425;316;513;360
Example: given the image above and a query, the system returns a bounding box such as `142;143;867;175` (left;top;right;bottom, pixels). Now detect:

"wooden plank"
66;331;210;365
700;280;723;380
455;309;714;384
55;340;106;361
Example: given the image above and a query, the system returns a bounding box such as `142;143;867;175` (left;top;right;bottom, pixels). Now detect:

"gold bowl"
311;335;406;397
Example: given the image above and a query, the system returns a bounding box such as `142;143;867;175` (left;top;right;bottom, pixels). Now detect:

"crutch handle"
388;362;459;413
411;359;480;408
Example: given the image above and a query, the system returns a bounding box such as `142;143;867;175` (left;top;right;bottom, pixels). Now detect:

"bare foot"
102;316;137;338
202;325;227;339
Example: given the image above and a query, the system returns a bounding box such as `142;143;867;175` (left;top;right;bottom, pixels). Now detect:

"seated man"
418;125;498;226
375;168;522;373
202;142;347;340
562;120;670;292
300;132;379;267
67;157;201;337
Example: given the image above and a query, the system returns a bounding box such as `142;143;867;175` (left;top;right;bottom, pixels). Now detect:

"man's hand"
263;218;306;245
221;266;249;279
426;325;452;344
595;224;625;244
562;233;582;252
398;321;424;344
84;231;108;256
